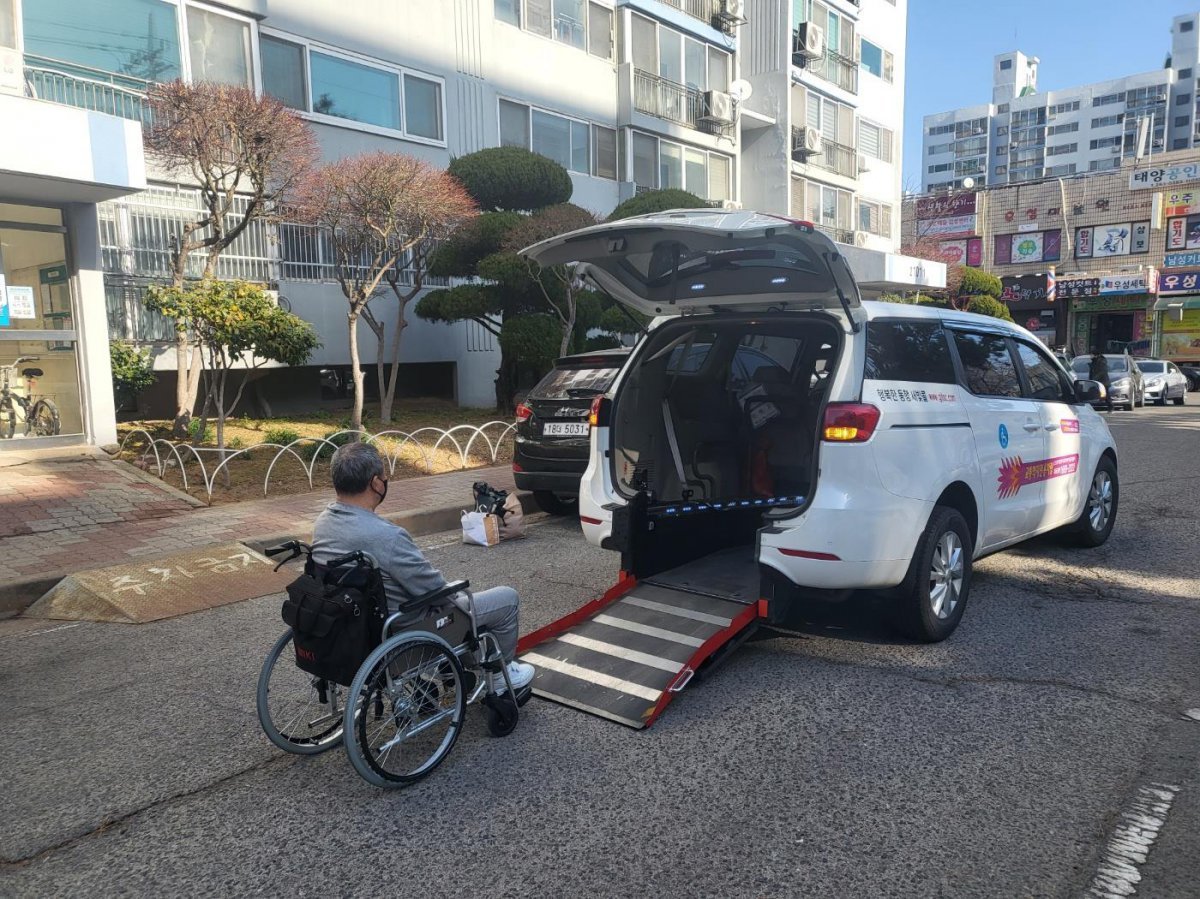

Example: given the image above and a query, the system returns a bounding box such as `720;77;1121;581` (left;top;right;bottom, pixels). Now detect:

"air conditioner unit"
1152;138;1164;148
853;231;871;247
858;155;871;175
794;126;822;156
701;90;735;125
794;22;825;62
717;0;747;24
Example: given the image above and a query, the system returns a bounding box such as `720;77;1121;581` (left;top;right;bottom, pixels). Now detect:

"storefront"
1000;273;1062;346
1153;269;1200;365
0;91;145;449
1062;273;1157;357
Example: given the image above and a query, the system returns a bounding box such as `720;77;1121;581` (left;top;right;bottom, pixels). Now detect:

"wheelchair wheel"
343;632;466;788
483;692;519;737
256;630;345;755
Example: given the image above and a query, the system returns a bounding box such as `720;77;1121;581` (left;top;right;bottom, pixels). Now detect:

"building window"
995;164;1007;175
1181;68;1193;79
260;33;447;143
1182;19;1194;32
1048;100;1080;115
1175;137;1190;149
1089;136;1122;149
999;59;1012;70
996;125;1009;136
996;145;1008;155
23;0;183;81
592;125;617;179
857;198;892;237
629;12;729;92
499;0;603;51
859;39;893;83
1045;163;1076;176
997;103;1010;114
0;0;14;49
588;2;613;60
1178;93;1192;106
928;163;952;174
501;99;617;179
495;0;521;27
803;180;852;232
629;130;729;199
525;0;552;37
1093;92;1126;107
1091;114;1123;128
185;5;253;87
927;123;955;136
1048;121;1079;135
858;120;893;162
1176;114;1191;128
1046;143;1076;156
499;99;530;148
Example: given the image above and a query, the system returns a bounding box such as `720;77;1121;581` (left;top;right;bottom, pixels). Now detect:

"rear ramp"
517;548;763;728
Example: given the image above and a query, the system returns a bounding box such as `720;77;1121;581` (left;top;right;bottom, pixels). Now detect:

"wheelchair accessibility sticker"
998;424;1009;449
997;454;1080;498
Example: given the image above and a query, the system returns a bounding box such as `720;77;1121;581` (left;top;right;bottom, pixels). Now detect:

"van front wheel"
894;507;973;643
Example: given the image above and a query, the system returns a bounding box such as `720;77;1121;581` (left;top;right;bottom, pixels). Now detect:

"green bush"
447;147;572;211
227;436;245;450
109;341;156;409
964;294;1014;322
958;267;1003;299
263;427;301;446
607;189;710;222
187;418;214;444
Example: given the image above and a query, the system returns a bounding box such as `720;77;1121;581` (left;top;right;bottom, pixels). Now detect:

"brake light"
588;396;611;427
515;403;533;423
822;403;880;442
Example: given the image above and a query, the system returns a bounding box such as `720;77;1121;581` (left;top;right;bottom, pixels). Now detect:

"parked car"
513;348;630;514
522;211;1119;643
1181;365;1200;392
1070;352;1145;410
1134;359;1188;405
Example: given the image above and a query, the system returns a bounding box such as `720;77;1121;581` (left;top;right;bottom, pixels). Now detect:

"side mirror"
1074;379;1103;403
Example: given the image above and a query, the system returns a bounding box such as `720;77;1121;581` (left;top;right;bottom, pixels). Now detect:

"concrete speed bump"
25;543;293;624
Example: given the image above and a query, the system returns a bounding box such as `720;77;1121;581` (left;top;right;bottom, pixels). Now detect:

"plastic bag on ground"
499;493;526;540
461;510;500;547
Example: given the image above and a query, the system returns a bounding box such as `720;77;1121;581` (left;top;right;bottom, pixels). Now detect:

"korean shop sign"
1071;294;1151;313
993;230;1062;265
1058;277;1101;299
1000;274;1051;307
1165;213;1200;250
1158;270;1200;295
915;214;976;237
939;237;983;266
1164;190;1200;217
1130;163;1200;190
1075;221;1150;258
1165;251;1200;268
916;193;976;219
1098;273;1154;295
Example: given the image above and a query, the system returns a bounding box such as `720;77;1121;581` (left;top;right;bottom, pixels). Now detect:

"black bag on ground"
473;481;510;519
280;557;386;687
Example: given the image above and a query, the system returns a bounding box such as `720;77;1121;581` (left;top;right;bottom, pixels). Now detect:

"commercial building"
2;0;929;451
921;12;1200;193
902;148;1200;366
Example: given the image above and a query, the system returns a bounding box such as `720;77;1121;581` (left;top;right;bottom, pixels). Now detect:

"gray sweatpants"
455;586;520;662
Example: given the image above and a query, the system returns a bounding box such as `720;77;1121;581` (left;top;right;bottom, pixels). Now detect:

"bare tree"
144;81;316;436
295;151;477;430
375;240;437;423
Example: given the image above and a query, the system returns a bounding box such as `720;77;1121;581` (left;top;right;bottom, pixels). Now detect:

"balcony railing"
23;55;151;125
658;0;723;27
814;224;855;245
795;132;858;179
632;68;730;135
793;40;858;94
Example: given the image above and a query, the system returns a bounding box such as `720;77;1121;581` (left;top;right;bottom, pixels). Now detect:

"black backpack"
280;553;387;687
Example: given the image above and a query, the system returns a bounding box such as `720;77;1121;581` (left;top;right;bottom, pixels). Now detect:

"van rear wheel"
894;507;972;643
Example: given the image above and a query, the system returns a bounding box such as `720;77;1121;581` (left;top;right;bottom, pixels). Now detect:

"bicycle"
256;541;531;788
0;356;61;439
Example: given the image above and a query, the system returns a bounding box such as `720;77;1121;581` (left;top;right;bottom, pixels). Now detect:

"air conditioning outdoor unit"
701;90;735;125
795;126;823;156
717;0;747;24
858;155;871;175
853;231;871;247
794;22;825;61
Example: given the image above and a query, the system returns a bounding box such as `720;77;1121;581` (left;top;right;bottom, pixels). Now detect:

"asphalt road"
3;405;1199;898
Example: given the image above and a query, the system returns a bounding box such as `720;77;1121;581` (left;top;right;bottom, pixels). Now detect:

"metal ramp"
517;548;763;729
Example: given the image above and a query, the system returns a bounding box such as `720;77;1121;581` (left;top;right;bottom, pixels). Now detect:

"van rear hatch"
520;210;864;326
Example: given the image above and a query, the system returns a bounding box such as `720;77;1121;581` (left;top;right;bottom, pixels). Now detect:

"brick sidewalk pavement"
0;458;515;586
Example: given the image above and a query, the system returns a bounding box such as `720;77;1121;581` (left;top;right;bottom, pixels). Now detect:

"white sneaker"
490;660;535;693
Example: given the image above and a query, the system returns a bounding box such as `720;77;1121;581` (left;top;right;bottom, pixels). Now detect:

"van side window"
864;320;956;383
1014;341;1068;401
952;331;1022;398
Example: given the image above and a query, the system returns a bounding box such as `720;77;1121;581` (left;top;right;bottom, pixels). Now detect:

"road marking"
10;623;82;639
1182;708;1200;722
1086;781;1180;899
593;614;705;647
557;633;684;673
521;652;662;701
620;596;732;626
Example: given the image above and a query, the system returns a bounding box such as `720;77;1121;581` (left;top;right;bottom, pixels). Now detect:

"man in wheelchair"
313;443;535;694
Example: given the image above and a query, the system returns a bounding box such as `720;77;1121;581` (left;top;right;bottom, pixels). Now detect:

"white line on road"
8;622;82;639
1086;781;1180;899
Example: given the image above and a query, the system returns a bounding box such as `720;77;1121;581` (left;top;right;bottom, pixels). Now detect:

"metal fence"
23;55;151;124
810;136;858;179
657;0;721;25
105;277;177;343
798;47;859;95
633;69;704;130
277;222;448;287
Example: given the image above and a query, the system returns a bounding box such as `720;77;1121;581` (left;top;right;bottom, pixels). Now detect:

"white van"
523;211;1118;642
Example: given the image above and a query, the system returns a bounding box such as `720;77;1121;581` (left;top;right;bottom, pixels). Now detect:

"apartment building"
902;148;1200;367
922;12;1200;193
1;0;929;450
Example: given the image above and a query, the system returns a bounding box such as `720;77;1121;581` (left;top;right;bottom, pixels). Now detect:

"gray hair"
330;442;385;494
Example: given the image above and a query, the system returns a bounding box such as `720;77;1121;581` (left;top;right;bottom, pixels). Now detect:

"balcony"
632;69;731;135
23;55;151;125
814;224;854;244
793;37;858;94
658;0;726;28
791;129;858;179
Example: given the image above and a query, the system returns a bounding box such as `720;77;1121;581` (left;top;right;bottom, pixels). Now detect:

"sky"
902;0;1193;188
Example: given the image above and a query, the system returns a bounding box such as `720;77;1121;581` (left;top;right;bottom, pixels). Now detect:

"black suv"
513;348;630;514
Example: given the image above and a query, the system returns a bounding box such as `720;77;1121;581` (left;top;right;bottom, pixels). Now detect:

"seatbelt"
661;400;688;488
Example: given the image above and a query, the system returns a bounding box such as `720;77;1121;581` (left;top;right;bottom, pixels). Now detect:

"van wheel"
1063;456;1118;547
894;507;972;643
533;491;577;516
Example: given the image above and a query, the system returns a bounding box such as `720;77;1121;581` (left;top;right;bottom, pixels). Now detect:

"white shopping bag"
461;510;500;547
499;493;526;540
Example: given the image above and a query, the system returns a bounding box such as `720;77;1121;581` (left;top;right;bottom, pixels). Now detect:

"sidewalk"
0;455;516;611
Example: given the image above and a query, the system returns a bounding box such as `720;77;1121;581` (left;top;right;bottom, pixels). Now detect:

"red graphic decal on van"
1060;419;1080;433
997;453;1080;498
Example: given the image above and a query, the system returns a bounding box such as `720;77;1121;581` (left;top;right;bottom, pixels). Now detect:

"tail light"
515;403;533;423
822;403;880;442
588;396;611;428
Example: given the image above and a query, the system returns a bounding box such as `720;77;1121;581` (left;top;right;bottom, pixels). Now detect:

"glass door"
0;205;84;442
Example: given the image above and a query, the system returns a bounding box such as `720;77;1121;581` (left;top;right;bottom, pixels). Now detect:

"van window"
531;358;624;399
1014;342;1067;401
953;331;1022;398
865;320;956;383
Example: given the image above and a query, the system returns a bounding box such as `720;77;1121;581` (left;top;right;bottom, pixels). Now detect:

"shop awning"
1152;296;1200;311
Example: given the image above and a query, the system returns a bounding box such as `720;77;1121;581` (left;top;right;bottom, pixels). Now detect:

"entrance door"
0;205;84;444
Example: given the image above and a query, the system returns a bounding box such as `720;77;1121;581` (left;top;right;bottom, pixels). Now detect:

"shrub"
607;188;709;222
109;341;156;409
964;295;1014;322
263;426;302;446
447;147;572;211
187;418;214;444
958;267;1003;299
227;436;245;450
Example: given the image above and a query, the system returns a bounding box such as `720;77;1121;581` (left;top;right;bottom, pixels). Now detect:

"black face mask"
371;477;388;504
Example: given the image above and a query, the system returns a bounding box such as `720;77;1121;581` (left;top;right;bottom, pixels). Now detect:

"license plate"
543;422;590;436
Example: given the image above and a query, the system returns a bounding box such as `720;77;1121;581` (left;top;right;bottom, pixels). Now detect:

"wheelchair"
256;541;531;788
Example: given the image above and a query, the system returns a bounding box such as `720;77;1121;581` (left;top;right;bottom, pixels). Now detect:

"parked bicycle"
0;357;61;439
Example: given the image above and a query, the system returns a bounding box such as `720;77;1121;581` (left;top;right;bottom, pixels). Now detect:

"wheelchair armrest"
400;579;469;612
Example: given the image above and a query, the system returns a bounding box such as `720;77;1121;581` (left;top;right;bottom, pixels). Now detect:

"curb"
0;491;536;620
109;458;209;508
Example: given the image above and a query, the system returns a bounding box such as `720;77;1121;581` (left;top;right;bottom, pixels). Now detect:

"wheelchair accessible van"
256;541;531;788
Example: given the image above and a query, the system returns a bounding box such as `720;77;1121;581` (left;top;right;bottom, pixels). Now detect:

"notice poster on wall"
1161;309;1200;361
0;275;8;327
5;285;36;319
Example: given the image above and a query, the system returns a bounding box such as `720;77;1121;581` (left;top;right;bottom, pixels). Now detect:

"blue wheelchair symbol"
998;424;1009;449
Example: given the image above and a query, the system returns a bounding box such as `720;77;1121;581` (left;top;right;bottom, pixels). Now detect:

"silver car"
1135;359;1189;405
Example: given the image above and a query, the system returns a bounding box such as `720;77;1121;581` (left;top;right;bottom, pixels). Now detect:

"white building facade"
922;12;1200;193
2;0;923;451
